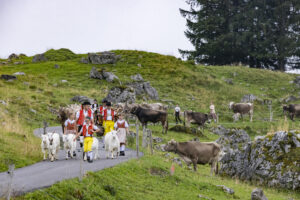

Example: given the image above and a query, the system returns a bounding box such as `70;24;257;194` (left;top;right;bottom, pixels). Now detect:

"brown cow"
184;111;212;130
229;102;253;122
283;104;300;120
140;103;168;111
164;139;221;175
130;105;168;134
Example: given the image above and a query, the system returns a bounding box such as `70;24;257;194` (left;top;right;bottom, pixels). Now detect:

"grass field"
0;49;299;199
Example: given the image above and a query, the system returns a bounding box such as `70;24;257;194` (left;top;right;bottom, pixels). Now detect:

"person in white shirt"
91;99;98;124
174;104;182;124
114;113;129;156
210;101;217;122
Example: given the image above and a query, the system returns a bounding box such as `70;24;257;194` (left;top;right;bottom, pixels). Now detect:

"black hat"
82;101;91;105
102;99;108;103
106;102;112;106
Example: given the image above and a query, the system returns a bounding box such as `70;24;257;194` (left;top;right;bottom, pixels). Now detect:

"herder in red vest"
75;117;100;163
114;113;129;156
76;101;93;148
103;102;115;135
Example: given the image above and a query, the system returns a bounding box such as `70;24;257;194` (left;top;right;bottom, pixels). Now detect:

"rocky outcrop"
102;71;119;83
32;54;47;63
251;188;268;200
89;67;103;79
105;86;135;104
130;74;144;82
70;95;93;104
217;129;300;190
89;67;119;82
87;52;121;64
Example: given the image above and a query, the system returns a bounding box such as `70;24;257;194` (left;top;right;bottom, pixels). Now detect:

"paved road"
0;126;142;197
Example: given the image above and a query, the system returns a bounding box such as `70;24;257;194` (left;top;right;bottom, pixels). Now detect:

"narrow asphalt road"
0;126;142;198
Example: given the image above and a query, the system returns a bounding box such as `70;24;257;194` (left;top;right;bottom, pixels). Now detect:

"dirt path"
0;126;142;197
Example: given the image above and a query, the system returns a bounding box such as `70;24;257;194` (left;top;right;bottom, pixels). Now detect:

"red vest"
77;109;92;125
99;106;104;114
103;109;114;121
117;121;126;128
82;124;94;137
66;121;76;130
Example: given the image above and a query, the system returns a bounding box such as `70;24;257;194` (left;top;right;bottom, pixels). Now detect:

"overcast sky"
0;0;193;59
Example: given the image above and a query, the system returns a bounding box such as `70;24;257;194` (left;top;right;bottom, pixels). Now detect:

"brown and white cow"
229;102;253;122
184;111;212;130
130;105;168;134
283;104;300;121
164;139;221;175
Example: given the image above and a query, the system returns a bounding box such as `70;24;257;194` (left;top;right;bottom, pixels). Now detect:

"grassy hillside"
0;49;299;199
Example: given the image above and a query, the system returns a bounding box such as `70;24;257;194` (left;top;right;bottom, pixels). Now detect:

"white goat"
41;134;49;160
104;130;120;159
48;132;60;162
83;137;99;161
63;134;77;160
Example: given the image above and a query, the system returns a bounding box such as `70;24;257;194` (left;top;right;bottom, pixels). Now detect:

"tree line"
180;0;300;71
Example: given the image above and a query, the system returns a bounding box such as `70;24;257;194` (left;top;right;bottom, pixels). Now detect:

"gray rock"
8;53;18;60
89;67;103;79
53;83;58;87
154;144;166;152
1;75;17;81
285;95;299;103
293;76;300;87
225;78;233;85
23;82;29;86
88;52;120;64
80;57;89;64
32;54;47;63
105;87;135;104
172;157;183;167
152;137;163;143
70;95;93;104
13;72;25;76
14;61;24;65
102;71;119;82
198;194;212;200
143;82;159;100
164;153;170;158
61;80;68;83
127;82;145;96
241;94;257;103
211;125;230;135
137;63;142;67
54;64;60;69
0;100;7;105
217;185;234;195
251;188;268;200
30;109;37;114
131;74;144;82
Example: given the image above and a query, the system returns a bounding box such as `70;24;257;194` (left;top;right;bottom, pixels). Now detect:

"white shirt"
175;106;180;112
92;104;98;112
114;119;129;129
64;119;76;127
76;109;94;122
106;109;112;121
210;105;216;114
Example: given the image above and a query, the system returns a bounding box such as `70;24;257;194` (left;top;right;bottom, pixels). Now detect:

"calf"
63;134;77;160
130;106;168;134
164;139;221;175
41;134;49;160
48;132;60;162
229;102;253;122
104;131;120;159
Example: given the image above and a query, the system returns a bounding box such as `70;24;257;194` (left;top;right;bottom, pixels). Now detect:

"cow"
229;102;253;122
164;139;221;175
104;131;120;159
183;111;212;131
130;105;168;134
283;104;300;120
140;103;168;111
57;104;81;133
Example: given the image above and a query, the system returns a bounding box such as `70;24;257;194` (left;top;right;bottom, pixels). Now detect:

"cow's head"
229;102;235;110
130;105;139;115
164;139;177;152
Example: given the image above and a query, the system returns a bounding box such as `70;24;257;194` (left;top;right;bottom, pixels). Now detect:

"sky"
0;0;194;59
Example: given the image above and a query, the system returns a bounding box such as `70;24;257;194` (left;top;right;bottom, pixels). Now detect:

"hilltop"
0;49;299;199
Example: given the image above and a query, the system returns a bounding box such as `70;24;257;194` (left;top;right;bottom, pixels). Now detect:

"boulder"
172;157;183;167
251;188;268;200
14;61;24;65
225;78;233;85
285;95;299;103
70;95;93;104
13;72;25;76
154;144;166;152
131;74;144;82
102;71;119;82
216;185;234;195
1;75;17;81
88;52;120;64
80;57;89;64
32;54;47;63
241;94;258;103
105;86;135;104
89;67;103;79
127;82;145;96
0;100;7;106
143;82;159;100
152;137;163;143
211;125;230;135
8;53;18;60
54;64;60;69
30;108;37;114
61;80;68;83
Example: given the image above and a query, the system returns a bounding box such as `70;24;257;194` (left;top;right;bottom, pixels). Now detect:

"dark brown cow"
283;104;300;120
184;111;212;130
164;139;221;175
130;106;168;134
229;102;253;122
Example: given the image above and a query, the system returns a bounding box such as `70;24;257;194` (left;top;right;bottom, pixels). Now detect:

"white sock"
89;151;93;159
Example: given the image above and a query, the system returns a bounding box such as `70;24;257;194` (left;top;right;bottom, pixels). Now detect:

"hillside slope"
0;49;299;199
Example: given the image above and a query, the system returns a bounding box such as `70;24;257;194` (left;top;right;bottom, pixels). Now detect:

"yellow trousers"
84;137;93;152
104;120;114;135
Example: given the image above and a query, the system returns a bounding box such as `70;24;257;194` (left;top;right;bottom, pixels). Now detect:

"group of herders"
64;99;129;163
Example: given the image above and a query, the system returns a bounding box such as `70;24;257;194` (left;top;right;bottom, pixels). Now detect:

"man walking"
174;104;182;124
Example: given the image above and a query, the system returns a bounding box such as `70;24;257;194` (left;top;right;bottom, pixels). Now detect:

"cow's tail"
216;161;219;175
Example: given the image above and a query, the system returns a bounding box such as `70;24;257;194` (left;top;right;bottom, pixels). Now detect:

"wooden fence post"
6;164;15;200
136;119;139;158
